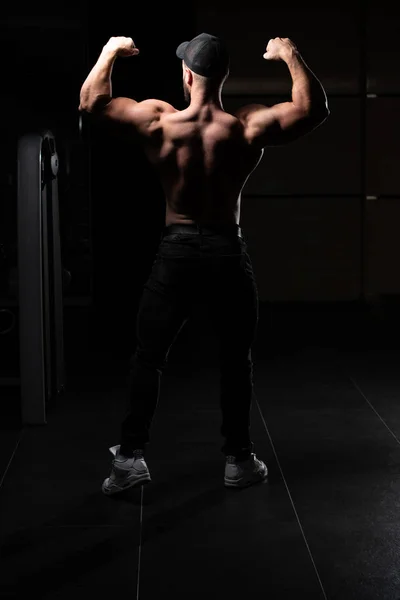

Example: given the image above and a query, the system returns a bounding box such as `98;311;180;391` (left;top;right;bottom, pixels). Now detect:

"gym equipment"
17;130;66;424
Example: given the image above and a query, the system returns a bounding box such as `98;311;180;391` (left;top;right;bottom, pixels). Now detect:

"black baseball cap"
176;32;229;78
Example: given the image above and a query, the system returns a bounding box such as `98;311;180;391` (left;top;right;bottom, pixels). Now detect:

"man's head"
176;33;230;102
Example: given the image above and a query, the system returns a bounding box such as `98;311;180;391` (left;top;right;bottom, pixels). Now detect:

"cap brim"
176;41;189;59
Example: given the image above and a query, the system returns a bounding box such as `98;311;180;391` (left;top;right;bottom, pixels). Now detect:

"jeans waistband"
163;223;243;239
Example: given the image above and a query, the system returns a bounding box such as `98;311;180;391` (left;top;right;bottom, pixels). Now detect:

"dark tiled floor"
2;302;400;599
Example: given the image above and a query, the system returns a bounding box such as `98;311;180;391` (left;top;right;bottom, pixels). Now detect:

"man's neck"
189;85;223;110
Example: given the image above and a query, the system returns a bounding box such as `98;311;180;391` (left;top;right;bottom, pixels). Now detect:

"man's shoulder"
138;99;178;116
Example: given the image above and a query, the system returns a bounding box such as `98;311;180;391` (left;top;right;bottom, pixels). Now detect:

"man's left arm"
79;36;139;113
79;36;176;137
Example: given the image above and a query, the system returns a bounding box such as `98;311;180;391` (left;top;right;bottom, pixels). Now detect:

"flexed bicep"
237;37;329;148
237;102;317;147
95;98;177;139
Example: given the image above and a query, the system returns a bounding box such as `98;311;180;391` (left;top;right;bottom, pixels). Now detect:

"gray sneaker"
224;453;268;488
102;445;151;495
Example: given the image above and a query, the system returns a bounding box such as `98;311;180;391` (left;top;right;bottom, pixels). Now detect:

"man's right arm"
236;38;330;147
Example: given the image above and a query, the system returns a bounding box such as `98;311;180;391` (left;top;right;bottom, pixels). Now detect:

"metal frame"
17;130;65;424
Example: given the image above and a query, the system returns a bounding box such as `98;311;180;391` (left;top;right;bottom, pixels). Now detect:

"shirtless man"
79;32;329;494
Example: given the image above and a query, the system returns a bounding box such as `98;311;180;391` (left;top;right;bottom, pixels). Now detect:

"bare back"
142;106;263;226
96;73;328;227
81;37;329;228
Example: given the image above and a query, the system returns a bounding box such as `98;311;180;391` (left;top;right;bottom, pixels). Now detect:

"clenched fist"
105;36;139;57
263;37;297;61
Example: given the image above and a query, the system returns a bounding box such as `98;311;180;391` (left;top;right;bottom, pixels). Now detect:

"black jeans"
119;223;258;461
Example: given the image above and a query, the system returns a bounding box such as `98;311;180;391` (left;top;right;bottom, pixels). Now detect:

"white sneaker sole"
224;467;268;489
102;472;151;495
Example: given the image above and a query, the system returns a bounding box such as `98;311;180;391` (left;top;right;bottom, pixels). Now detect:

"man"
79;32;329;494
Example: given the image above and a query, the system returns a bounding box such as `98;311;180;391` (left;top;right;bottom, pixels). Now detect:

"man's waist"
163;223;242;238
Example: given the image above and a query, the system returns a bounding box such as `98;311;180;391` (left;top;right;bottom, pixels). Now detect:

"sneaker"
224;453;268;488
102;444;151;495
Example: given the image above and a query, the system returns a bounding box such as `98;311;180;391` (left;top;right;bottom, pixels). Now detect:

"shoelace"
226;454;255;465
133;449;144;460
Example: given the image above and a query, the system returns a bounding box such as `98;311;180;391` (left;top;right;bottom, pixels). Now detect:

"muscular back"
81;37;329;227
95;73;327;226
142;105;263;225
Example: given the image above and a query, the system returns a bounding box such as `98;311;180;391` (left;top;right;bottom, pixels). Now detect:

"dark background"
1;0;400;381
2;5;400;596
